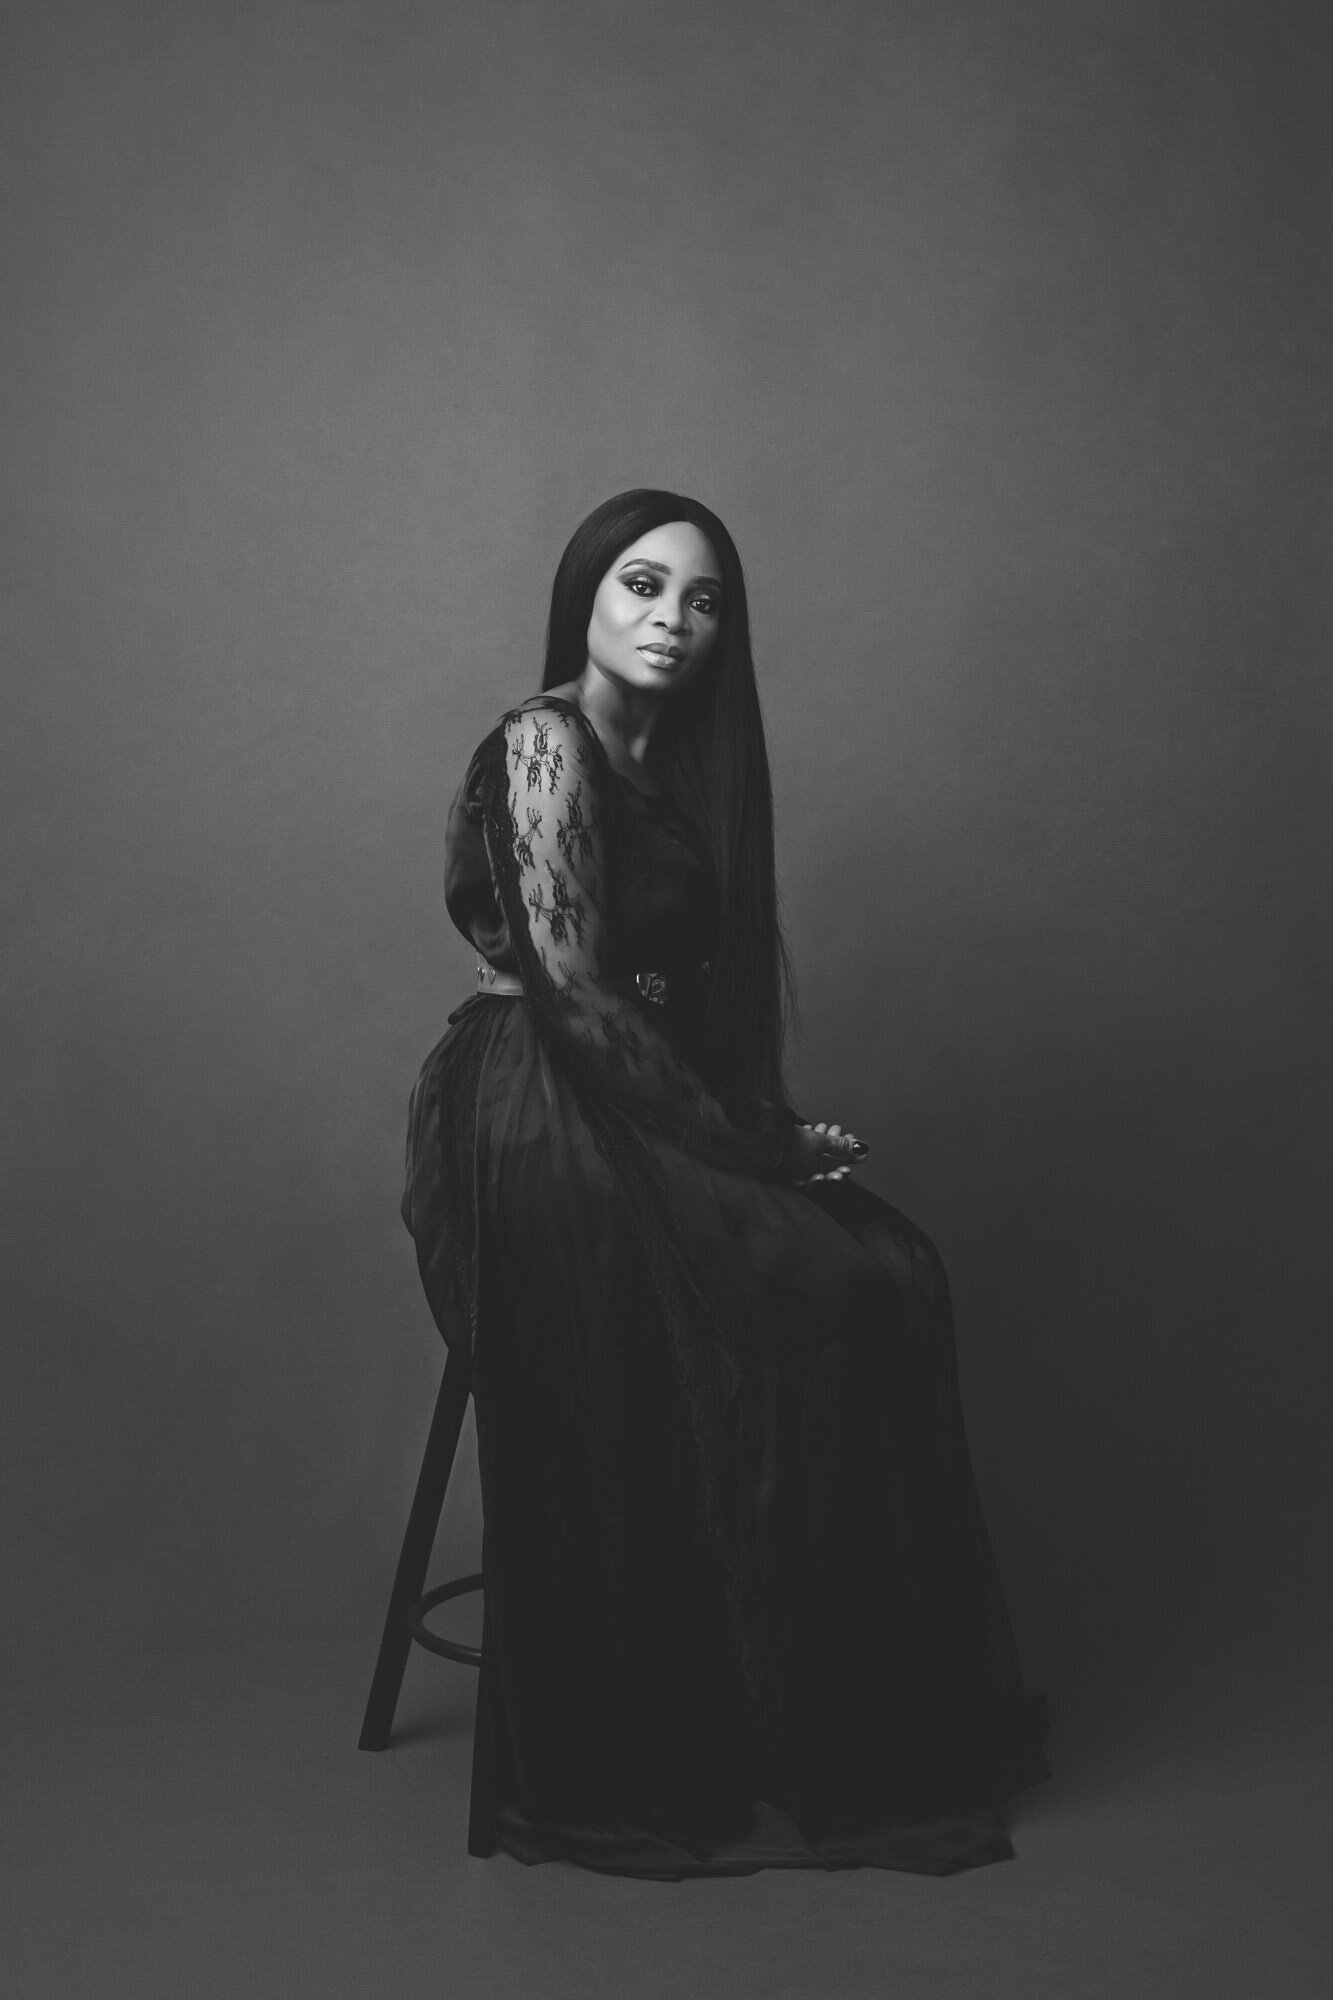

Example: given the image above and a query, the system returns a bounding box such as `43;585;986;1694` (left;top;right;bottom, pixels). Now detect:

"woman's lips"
638;645;684;663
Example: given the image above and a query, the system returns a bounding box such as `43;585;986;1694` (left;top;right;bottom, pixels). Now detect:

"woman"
402;488;1048;1877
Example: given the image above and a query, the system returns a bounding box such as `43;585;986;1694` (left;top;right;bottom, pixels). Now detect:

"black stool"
359;1345;482;1751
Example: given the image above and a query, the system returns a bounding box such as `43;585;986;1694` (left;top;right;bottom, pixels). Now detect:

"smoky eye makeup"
617;566;721;614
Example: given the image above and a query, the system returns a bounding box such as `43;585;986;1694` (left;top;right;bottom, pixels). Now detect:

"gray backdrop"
5;0;1329;1732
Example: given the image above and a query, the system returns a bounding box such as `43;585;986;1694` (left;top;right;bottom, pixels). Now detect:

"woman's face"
585;521;722;696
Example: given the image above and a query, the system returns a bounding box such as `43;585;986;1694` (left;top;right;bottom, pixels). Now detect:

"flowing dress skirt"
404;993;1048;1877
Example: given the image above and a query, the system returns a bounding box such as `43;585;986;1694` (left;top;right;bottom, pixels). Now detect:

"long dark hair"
541;488;792;1104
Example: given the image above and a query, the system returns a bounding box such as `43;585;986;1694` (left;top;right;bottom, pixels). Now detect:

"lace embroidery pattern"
528;858;587;950
554;779;595;868
513;806;542;871
513;716;565;796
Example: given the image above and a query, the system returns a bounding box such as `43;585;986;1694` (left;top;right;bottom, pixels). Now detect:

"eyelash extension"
622;574;718;614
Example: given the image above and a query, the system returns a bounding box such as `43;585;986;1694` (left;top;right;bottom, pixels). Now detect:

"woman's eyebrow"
617;558;723;588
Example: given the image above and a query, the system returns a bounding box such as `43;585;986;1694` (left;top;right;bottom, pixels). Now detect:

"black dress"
402;694;1047;1877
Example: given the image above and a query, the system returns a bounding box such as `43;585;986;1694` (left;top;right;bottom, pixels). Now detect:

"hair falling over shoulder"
542;489;793;1106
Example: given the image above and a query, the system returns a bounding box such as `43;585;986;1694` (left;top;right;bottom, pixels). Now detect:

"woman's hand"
787;1121;868;1185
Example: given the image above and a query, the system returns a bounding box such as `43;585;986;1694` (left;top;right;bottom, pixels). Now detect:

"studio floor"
5;1623;1328;2000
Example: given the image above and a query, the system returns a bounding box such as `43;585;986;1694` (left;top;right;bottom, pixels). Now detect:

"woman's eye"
690;594;719;616
624;574;657;597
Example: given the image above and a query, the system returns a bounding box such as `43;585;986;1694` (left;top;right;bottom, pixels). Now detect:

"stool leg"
359;1344;471;1751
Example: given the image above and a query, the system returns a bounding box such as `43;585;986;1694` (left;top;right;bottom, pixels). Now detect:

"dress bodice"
444;704;717;980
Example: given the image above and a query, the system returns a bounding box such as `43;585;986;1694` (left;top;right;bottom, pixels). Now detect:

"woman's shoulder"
467;689;587;749
494;691;603;762
463;691;604;800
505;687;587;725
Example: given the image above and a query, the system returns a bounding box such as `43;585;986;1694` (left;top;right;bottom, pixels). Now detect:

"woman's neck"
557;666;666;787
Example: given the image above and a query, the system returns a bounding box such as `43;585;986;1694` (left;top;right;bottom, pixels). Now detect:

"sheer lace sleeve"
481;701;797;1179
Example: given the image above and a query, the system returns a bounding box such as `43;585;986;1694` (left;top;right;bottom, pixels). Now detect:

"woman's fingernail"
849;1140;869;1158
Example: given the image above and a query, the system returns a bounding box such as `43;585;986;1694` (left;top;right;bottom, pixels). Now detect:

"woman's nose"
653;599;688;632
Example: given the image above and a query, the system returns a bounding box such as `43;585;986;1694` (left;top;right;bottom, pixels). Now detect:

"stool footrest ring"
406;1573;483;1666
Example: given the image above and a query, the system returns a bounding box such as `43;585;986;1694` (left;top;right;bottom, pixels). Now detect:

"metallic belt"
476;960;524;996
475;961;675;1004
